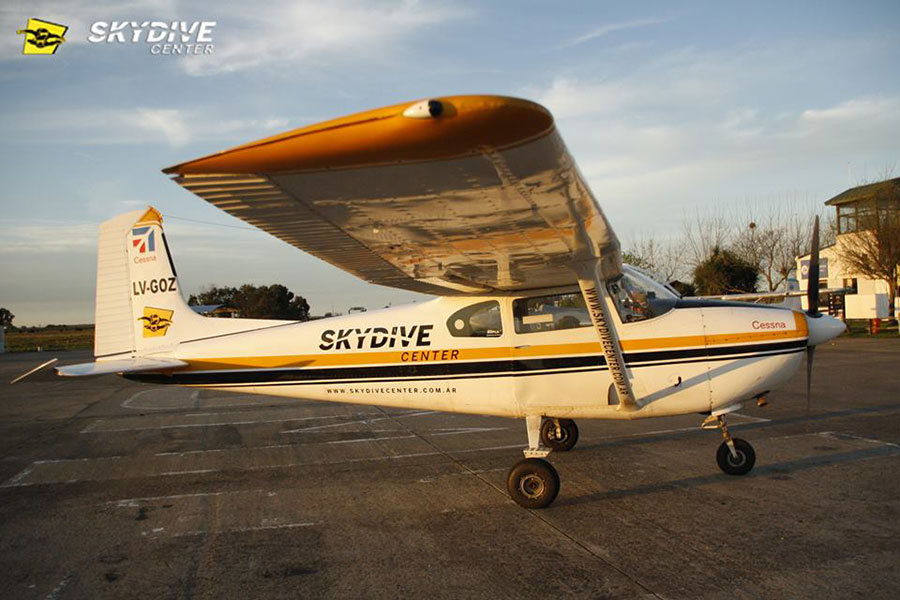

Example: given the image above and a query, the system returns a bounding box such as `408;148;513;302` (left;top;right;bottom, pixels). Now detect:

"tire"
507;458;560;509
540;418;579;452
716;438;756;475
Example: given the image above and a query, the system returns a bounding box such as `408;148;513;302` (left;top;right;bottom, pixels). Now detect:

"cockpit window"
513;293;591;334
607;268;678;323
447;301;502;337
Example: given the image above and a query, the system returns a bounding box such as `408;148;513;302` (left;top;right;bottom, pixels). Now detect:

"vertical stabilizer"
94;206;207;359
94;209;143;358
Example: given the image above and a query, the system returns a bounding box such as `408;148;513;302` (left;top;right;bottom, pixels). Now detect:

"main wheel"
540;418;579;452
507;458;560;509
716;438;756;475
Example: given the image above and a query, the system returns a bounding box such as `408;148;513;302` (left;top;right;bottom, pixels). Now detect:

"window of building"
513;293;591;334
842;278;858;295
446;301;502;337
607;268;678;323
837;205;857;234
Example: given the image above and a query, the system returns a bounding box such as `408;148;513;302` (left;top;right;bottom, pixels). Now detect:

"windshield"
607;266;678;323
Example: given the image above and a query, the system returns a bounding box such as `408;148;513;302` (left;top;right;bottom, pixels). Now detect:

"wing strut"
575;260;638;411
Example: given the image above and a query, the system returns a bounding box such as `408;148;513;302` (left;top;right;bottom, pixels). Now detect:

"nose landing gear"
705;414;756;476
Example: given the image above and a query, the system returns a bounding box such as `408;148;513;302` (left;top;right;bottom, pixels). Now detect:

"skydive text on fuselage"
319;325;434;351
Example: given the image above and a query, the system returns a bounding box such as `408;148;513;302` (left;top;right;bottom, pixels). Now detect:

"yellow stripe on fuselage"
183;313;808;372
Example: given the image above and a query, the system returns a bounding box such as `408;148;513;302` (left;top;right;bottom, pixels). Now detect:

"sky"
1;0;898;326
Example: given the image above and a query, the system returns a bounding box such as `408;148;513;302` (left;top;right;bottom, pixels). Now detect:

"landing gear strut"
507;415;560;509
709;414;756;475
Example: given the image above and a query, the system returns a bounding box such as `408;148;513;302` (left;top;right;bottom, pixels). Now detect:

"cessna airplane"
52;95;845;508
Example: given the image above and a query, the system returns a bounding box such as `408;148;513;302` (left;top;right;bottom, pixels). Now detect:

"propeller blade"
807;216;820;317
805;345;815;414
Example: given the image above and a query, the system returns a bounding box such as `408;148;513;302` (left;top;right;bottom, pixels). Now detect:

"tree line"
188;284;310;320
623;180;899;318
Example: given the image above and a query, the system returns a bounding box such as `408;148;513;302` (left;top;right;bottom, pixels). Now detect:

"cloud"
0;221;96;253
0;106;290;147
178;0;469;76
525;52;900;237
565;18;668;47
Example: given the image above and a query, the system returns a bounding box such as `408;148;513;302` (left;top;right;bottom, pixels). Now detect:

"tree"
834;186;900;320
731;210;817;292
692;247;759;295
189;284;310;320
623;234;686;283
682;210;731;269
0;307;13;329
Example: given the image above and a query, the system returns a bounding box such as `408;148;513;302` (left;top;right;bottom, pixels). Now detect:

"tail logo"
131;226;156;254
139;307;174;337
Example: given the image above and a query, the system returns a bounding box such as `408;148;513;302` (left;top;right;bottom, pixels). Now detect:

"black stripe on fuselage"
124;339;806;386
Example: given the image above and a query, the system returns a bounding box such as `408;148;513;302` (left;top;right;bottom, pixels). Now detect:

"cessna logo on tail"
131;226;156;253
17;18;67;55
138;307;173;337
320;325;433;351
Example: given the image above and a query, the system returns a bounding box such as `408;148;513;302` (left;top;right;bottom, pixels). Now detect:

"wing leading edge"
164;95;621;295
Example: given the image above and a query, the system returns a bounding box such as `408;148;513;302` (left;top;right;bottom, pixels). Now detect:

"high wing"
164;95;621;295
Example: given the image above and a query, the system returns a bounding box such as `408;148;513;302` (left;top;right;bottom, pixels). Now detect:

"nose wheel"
716;438;755;475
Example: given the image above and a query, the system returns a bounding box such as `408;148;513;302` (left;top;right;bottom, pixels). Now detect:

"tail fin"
94;206;209;358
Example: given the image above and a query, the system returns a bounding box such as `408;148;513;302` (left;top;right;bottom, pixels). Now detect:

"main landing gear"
540;417;579;452
507;416;575;509
704;414;756;476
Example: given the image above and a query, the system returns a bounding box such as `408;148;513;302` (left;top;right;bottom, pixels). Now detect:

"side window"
513;293;591;334
447;301;502;337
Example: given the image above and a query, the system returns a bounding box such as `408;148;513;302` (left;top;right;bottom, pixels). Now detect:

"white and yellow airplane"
54;95;845;508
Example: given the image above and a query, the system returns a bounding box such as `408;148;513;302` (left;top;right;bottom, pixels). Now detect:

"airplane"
51;95;846;509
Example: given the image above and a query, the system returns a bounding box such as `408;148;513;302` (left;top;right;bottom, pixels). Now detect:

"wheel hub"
727;451;746;468
519;474;545;498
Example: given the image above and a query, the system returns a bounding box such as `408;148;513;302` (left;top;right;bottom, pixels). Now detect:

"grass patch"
4;326;94;352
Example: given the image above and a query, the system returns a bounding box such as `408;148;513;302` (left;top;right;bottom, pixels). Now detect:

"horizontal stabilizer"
56;357;188;377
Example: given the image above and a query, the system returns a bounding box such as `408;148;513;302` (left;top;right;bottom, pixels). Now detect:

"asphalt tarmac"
0;337;898;599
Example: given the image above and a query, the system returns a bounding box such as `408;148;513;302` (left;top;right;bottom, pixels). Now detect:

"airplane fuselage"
128;286;808;421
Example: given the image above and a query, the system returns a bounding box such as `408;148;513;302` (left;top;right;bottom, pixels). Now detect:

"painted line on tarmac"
3;442;526;487
818;431;900;448
44;573;74;600
81;407;420;433
169;522;319;538
282;410;439;433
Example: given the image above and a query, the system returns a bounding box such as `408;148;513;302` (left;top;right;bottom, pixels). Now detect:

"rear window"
447;301;502;337
513;293;591;334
